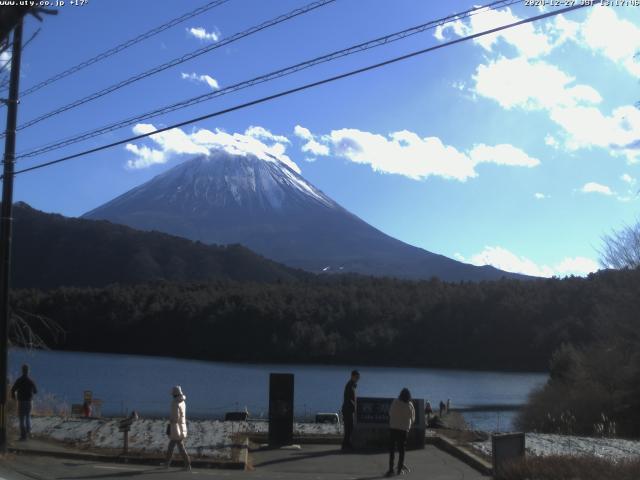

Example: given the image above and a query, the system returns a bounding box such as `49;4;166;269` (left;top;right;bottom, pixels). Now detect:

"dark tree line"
11;267;640;374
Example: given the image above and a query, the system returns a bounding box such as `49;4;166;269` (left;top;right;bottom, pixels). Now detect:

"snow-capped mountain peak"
84;151;527;281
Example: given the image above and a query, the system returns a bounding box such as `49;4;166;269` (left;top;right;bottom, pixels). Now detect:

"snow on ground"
471;433;640;461
27;417;640;462
27;416;340;460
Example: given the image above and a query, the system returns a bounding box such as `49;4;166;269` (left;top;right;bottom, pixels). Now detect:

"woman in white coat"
386;388;415;477
165;385;192;471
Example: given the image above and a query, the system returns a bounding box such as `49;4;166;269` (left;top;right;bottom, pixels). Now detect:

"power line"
0;0;231;98
11;3;591;178
6;0;337;137
17;0;522;160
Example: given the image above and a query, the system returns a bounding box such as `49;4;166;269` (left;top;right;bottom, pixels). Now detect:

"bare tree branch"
9;308;65;350
600;220;640;269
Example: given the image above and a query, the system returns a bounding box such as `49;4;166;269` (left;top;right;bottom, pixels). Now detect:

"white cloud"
187;27;219;42
126;123;209;169
125;124;298;173
302;139;330;156
553;256;600;277
245;125;290;144
434;7;553;58
443;6;640;165
621;173;636;185
294;126;539;181
457;246;598;277
293;125;313;141
549;105;640;163
472;57;640;163
294;125;330;156
469;143;540;168
580;182;613;196
326;128;477;181
575;7;640;77
473;57;601;111
125;144;166;169
180;72;219;90
534;192;547;200
436;6;640;75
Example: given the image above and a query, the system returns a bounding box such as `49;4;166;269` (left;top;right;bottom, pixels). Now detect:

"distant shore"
16;346;549;375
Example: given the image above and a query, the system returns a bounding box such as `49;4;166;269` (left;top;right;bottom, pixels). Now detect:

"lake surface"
10;349;546;432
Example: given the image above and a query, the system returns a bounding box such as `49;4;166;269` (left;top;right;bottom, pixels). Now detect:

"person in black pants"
341;369;359;451
387;388;415;477
11;364;38;441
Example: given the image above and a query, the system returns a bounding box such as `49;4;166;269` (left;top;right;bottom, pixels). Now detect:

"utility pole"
0;17;23;452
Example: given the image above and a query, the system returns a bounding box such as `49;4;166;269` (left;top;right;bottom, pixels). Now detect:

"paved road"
0;444;487;480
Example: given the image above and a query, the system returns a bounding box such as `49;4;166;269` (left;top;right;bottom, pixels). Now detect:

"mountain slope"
10;202;307;289
84;152;528;281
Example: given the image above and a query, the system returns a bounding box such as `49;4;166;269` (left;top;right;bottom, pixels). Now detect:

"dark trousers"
342;410;354;448
18;401;32;440
389;428;408;472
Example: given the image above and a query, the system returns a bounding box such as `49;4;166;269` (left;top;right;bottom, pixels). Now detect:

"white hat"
171;385;183;397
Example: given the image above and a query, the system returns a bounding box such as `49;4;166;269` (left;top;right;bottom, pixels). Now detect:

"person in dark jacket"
341;370;359;451
11;364;37;441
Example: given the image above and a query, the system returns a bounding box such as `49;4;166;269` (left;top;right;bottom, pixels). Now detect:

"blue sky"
6;0;640;277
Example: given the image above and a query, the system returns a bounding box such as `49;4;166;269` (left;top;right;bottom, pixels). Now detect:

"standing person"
446;398;451;413
386;388;415;477
341;369;359;451
424;400;433;421
439;400;445;417
82;399;93;418
11;364;37;441
164;386;191;471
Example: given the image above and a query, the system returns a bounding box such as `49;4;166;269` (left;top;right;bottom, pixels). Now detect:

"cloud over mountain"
125;124;298;173
293;126;539;181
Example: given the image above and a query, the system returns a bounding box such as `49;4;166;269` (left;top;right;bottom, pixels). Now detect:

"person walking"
165;385;192;471
11;364;37;441
341;370;359;451
386;388;415;477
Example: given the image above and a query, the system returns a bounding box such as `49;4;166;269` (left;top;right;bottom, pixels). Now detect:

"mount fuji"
84;151;526;281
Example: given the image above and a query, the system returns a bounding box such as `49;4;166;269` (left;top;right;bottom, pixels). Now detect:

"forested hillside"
10;202;308;288
12;267;639;372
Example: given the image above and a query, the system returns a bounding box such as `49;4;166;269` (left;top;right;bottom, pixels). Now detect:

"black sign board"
356;397;393;424
268;373;294;446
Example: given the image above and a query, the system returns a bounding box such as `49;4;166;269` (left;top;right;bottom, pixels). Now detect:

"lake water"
10;349;546;432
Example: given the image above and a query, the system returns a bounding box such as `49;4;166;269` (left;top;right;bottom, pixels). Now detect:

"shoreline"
12;346;550;375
